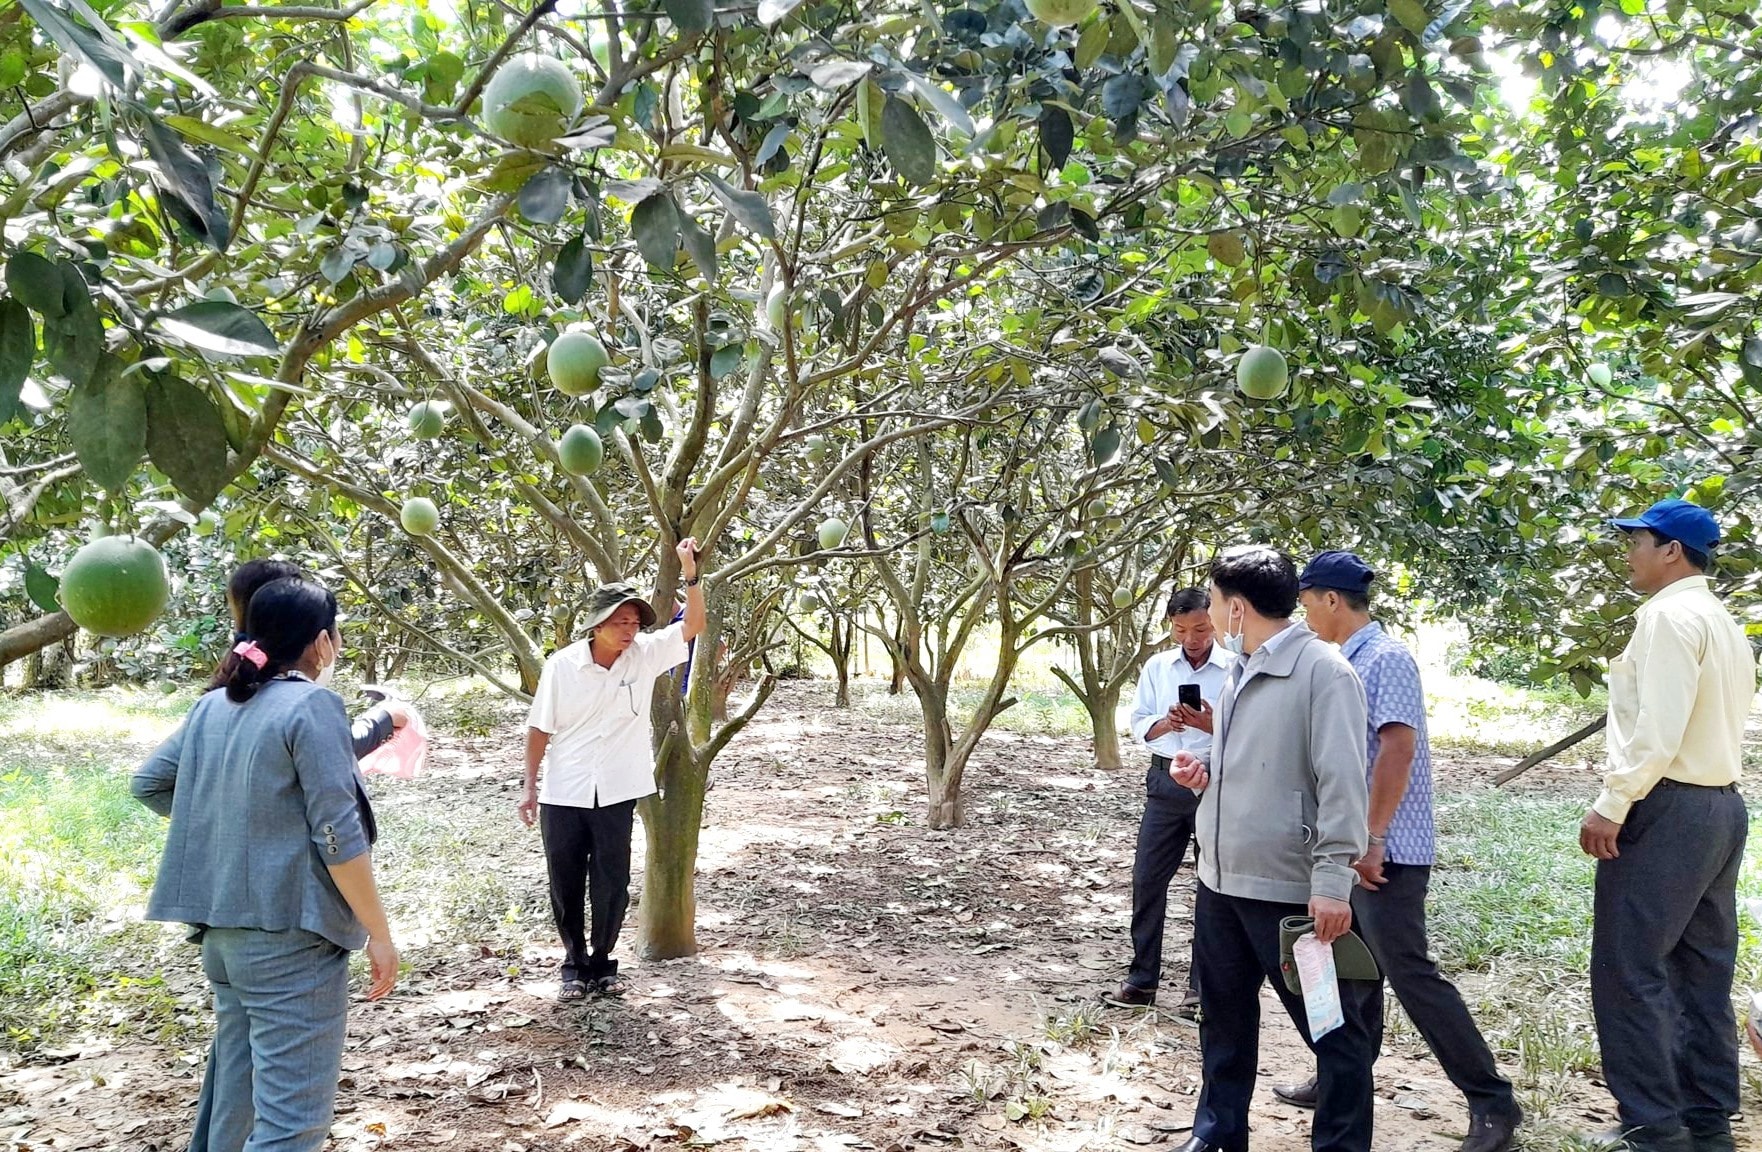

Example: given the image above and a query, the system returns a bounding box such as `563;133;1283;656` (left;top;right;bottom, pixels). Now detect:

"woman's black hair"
223;577;339;703
206;559;307;690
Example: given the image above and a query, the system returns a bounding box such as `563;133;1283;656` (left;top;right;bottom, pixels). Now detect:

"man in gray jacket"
1170;546;1378;1152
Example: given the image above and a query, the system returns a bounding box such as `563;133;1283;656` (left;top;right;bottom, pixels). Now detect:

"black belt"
1152;754;1171;772
1653;778;1739;794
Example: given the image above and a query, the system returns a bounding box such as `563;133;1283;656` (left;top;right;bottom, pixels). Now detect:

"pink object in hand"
359;708;428;780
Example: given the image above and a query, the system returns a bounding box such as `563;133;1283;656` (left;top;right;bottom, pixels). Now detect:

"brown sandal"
557;979;590;1002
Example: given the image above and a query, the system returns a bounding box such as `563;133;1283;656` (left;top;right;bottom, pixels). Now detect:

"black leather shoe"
1461;1103;1522;1152
1102;981;1156;1008
1174;1137;1243;1152
1271;1075;1318;1109
1689;1130;1734;1152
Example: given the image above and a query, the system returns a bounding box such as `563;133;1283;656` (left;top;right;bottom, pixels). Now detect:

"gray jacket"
132;679;374;950
1195;623;1369;905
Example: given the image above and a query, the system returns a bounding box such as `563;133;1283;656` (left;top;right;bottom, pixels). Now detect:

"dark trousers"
1128;760;1200;992
1351;863;1516;1118
1193;883;1381;1152
540;800;638;983
1592;781;1747;1140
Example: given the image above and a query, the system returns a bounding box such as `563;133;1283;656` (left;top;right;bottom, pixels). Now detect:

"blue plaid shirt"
1340;622;1435;865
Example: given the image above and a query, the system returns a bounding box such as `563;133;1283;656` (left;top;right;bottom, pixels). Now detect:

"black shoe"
1171;987;1201;1023
1102;981;1156;1008
1174;1137;1243;1152
1271;1075;1318;1110
1461;1103;1522;1152
1689;1130;1734;1152
1581;1126;1694;1152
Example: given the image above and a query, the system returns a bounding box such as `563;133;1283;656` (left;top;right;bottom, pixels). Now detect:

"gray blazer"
1196;623;1370;905
132;678;374;950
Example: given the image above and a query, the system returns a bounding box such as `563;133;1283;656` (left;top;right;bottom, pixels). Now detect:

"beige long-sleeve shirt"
1594;575;1758;823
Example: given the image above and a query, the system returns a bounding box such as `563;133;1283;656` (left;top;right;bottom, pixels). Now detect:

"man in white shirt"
519;541;705;1000
1106;587;1232;1012
1581;500;1756;1152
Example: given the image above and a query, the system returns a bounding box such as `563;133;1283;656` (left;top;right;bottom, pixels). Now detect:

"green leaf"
421;50;465;104
630;192;681;270
140;111;231;250
24;562;59;614
67;354;145;493
17;0;133;91
42;268;101;385
881;97;937;186
906;74;975;138
703;173;776;240
6;251;66;317
679;212;718;284
157;301;280;359
1388;0;1432;37
662;0;714;36
517;165;572;226
145;374;231;503
1039;106;1073;169
0;298;33;421
159;114;259;160
553;234;592;304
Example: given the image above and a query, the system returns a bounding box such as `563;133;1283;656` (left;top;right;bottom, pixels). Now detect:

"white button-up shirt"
527;622;692;808
1130;643;1233;758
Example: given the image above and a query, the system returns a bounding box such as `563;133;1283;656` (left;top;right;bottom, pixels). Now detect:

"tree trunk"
889;617;908;695
830;616;852;707
1089;682;1125;771
919;686;965;829
709;668;734;722
636;737;705;959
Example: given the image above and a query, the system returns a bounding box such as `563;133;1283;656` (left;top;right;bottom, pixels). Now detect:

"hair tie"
232;640;269;670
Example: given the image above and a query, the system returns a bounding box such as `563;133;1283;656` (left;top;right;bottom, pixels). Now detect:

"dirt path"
2;681;1753;1150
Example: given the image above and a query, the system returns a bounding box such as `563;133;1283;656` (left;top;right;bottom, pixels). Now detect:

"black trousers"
1592;781;1747;1139
1193;883;1381;1152
1128;759;1200;992
1351;863;1515;1117
540;800;638;982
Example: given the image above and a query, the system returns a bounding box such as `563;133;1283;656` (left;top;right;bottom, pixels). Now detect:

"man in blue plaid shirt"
1281;552;1522;1152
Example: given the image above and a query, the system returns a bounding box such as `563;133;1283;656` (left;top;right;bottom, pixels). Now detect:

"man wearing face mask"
1168;546;1376;1152
1284;551;1520;1152
1105;587;1232;1016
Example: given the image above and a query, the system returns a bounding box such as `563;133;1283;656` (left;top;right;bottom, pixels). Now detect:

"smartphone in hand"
1178;683;1203;711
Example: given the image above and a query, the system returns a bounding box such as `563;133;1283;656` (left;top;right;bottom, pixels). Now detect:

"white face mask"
315;660;336;688
1216;601;1247;656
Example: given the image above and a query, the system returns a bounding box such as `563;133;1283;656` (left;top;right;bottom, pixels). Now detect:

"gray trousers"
1592;780;1748;1139
1351;863;1516;1118
190;926;352;1152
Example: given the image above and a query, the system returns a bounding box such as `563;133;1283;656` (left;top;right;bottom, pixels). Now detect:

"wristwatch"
683;576;701;587
1367;833;1387;846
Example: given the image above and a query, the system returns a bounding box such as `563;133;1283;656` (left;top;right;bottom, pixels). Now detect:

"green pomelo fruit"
1236;344;1290;400
805;434;828;465
60;536;171;637
1111;587;1134;609
482;54;583;148
400;496;440;536
1023;0;1098;27
817;517;849;551
559;424;604;475
548;331;608;396
765;285;789;330
1084;498;1108;520
407;401;446;439
1587;362;1613;387
1207;231;1246;267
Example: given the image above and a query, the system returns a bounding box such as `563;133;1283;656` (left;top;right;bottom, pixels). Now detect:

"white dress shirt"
527;622;691;808
1130;643;1233;758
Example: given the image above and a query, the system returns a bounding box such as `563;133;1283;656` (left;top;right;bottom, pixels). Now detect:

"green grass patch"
0;708;177;1050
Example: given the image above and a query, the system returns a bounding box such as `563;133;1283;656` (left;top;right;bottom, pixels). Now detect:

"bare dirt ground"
3;680;1756;1151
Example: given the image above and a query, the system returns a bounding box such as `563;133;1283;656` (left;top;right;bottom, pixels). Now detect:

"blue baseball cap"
1609;499;1720;553
1298;551;1377;595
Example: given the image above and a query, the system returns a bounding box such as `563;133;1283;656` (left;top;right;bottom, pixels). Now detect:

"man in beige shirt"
1580;498;1757;1152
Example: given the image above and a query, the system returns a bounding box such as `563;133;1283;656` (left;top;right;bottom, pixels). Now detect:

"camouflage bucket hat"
583;582;656;631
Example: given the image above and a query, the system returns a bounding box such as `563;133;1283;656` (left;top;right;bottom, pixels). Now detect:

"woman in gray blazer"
134;577;399;1152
